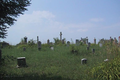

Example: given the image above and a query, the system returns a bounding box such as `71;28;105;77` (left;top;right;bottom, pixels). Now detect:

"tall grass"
0;42;120;80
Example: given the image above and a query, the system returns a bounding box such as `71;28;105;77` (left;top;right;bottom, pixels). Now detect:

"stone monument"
60;32;62;41
47;39;50;45
38;41;41;50
24;36;27;44
94;38;96;44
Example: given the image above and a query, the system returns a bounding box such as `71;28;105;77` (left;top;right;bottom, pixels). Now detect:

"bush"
17;44;28;49
28;39;36;47
89;57;120;80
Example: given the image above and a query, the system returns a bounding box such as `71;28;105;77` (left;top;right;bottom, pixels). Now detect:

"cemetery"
0;32;120;80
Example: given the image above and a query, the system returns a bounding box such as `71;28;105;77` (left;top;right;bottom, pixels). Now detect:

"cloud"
5;11;105;45
17;11;55;25
90;18;104;22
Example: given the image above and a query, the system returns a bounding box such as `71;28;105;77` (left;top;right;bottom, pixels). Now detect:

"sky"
1;0;120;45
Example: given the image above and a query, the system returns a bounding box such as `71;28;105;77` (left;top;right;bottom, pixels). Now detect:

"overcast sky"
1;0;120;45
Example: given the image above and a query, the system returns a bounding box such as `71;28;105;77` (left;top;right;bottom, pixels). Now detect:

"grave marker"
23;47;26;51
62;39;65;44
110;37;112;42
60;32;62;41
92;49;95;53
50;46;54;50
99;43;102;47
87;42;91;47
37;36;39;43
104;59;109;62
94;38;96;44
86;37;88;44
67;41;70;47
38;41;41;50
76;39;79;46
81;58;87;64
86;47;89;50
47;39;50;45
24;36;27;44
17;57;27;68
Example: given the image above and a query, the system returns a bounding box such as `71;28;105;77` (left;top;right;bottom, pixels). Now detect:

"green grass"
0;44;119;80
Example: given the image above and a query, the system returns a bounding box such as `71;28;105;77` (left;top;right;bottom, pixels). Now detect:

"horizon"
1;34;119;45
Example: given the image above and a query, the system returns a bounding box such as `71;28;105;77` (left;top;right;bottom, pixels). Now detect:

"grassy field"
0;43;120;80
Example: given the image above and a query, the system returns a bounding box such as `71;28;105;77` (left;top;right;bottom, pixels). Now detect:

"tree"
0;0;31;38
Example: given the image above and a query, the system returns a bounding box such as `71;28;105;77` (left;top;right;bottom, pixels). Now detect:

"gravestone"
37;36;39;43
24;36;27;44
47;39;50;45
87;42;91;47
86;47;89;50
104;59;109;62
38;41;41;50
17;57;26;68
94;38;96;44
99;43;102;47
62;39;65;44
23;47;26;51
76;39;79;46
67;41;70;47
60;32;62;41
86;37;88;44
81;58;87;64
92;49;95;53
50;46;54;50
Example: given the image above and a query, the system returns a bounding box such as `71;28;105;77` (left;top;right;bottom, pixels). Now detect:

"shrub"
89;45;120;80
17;44;28;49
28;39;36;47
69;44;79;54
89;57;120;80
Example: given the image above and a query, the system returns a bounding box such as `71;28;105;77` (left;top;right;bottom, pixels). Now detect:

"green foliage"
53;37;66;46
42;43;49;47
1;42;120;80
89;57;120;80
17;44;28;49
91;43;98;47
89;44;120;80
41;43;50;51
105;44;119;58
53;37;61;45
69;44;91;55
0;0;31;38
0;66;6;78
69;44;79;53
28;39;36;47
